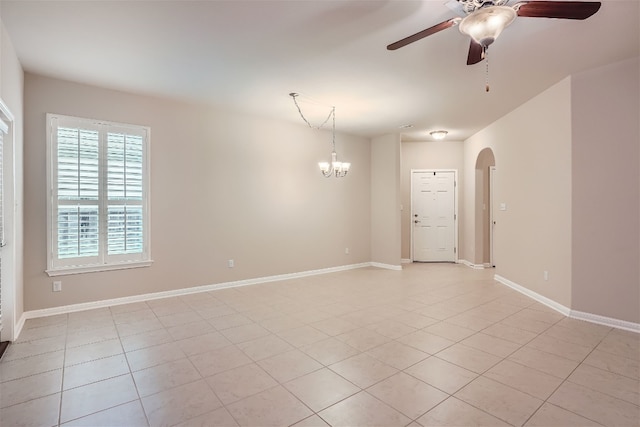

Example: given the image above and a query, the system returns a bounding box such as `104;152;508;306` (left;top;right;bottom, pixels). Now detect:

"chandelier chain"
290;93;334;131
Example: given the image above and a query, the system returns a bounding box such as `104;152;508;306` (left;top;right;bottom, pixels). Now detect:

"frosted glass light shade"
459;6;516;47
430;130;448;140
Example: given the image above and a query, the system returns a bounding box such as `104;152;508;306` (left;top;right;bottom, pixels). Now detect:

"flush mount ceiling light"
290;93;350;178
430;130;449;140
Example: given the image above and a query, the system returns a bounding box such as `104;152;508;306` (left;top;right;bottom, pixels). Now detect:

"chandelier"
289;93;351;178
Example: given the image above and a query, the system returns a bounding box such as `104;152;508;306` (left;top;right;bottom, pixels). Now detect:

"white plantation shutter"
106;128;146;260
56;124;100;262
47;114;151;275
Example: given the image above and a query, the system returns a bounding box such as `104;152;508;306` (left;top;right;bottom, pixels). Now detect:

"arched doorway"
475;148;495;266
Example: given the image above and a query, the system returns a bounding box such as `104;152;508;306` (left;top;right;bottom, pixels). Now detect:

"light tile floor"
1;264;639;426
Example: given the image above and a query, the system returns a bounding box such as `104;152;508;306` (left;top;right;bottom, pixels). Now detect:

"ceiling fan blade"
515;1;601;20
467;40;485;65
387;18;459;50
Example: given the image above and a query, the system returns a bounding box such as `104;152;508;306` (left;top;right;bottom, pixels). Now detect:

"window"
47;114;151;275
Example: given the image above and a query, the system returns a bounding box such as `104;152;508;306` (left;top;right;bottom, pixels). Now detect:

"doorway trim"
410;169;459;263
489;166;496;267
0;98;16;342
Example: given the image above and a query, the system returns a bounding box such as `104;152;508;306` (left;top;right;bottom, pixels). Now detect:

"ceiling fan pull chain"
485;47;490;92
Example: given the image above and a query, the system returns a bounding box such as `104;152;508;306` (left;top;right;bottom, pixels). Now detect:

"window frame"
46;114;152;276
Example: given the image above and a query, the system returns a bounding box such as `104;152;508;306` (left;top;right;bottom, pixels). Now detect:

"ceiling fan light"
459;6;516;46
430;130;448;140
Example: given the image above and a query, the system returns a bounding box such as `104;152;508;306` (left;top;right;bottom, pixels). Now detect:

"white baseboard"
20;263;637;337
370;262;403;271
457;259;486;269
20;262;373;323
401;258;412;264
494;274;571;316
14;313;26;343
570;310;640;333
495;274;639;333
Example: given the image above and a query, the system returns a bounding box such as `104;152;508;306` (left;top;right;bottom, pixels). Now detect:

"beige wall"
400;140;464;260
24;74;371;311
0;18;24;340
571;57;640;323
371;134;401;267
464;78;573;307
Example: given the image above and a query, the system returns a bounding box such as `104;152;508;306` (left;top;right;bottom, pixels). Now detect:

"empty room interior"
0;1;638;426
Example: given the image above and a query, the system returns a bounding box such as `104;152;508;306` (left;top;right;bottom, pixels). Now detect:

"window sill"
46;260;153;277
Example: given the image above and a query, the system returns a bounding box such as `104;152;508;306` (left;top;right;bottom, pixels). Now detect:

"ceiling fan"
387;0;601;65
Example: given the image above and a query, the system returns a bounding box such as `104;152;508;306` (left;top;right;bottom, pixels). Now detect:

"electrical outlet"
228;259;234;268
52;281;62;292
543;271;549;281
345;247;350;254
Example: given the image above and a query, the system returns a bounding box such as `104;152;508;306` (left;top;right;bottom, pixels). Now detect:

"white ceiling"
1;0;638;140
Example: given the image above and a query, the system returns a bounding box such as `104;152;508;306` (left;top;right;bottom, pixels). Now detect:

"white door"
412;171;456;262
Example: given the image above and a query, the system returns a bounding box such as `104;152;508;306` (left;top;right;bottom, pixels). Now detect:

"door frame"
410;169;459;263
0;98;16;342
489;166;496;267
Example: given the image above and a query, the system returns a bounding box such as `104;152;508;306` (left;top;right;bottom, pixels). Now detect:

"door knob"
414;214;418;217
414;220;420;224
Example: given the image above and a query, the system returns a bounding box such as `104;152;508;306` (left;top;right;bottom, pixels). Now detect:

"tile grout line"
113;302;152;427
57;313;70;427
398;300;564;427
518;325;618;427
